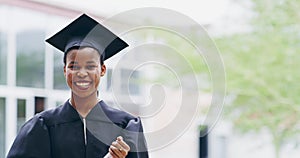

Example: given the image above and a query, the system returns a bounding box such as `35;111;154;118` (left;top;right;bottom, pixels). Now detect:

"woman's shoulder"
37;101;80;126
100;101;135;117
99;101;141;127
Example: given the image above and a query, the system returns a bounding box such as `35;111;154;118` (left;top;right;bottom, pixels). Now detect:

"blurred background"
0;0;299;158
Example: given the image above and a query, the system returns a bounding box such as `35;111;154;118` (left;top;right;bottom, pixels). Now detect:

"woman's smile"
74;81;92;90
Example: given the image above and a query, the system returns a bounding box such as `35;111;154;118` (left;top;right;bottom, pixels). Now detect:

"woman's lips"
74;81;91;90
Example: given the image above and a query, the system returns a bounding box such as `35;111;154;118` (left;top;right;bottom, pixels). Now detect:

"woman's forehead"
67;48;100;62
68;48;99;57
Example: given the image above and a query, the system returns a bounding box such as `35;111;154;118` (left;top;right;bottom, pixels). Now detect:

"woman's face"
64;47;106;99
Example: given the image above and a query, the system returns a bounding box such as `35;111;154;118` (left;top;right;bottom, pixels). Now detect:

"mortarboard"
45;13;128;61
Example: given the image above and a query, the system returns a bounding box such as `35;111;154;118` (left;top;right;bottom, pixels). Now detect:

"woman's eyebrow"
68;61;78;64
86;61;97;64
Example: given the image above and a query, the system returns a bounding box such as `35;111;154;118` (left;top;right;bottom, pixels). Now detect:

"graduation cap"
46;13;128;61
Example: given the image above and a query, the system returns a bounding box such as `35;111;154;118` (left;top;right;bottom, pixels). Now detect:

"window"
0;33;7;85
121;69;140;95
17;99;26;132
16;30;45;88
0;98;5;158
35;97;45;114
53;50;68;89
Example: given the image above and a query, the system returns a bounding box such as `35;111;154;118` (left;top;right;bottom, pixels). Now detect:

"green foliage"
136;28;211;91
215;0;300;157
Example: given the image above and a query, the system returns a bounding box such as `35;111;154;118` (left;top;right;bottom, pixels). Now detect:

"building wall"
0;2;225;158
0;1;143;157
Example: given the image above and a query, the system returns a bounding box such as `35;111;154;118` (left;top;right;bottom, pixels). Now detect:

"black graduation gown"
7;100;149;158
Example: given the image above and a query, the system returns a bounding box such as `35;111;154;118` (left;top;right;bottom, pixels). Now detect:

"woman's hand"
109;136;130;158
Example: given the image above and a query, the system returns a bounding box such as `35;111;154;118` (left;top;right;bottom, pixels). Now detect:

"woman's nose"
77;69;88;77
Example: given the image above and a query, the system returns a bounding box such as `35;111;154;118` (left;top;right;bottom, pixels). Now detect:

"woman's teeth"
76;82;90;86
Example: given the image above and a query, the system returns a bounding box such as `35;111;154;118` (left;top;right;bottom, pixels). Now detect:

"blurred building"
0;0;145;157
0;1;231;158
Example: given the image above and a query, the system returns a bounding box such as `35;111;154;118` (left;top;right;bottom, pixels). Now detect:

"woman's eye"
69;65;80;70
86;65;97;70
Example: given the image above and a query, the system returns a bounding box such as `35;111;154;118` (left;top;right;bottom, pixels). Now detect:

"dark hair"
63;46;104;66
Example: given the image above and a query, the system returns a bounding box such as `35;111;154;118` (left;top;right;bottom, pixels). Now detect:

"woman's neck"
70;93;99;118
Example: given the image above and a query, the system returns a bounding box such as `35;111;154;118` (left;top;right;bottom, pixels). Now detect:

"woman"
7;14;148;158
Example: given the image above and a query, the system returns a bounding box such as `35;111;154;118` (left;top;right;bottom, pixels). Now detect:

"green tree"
134;2;299;156
215;0;300;157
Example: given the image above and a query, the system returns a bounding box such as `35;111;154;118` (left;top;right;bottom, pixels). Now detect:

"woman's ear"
63;65;66;77
101;64;106;77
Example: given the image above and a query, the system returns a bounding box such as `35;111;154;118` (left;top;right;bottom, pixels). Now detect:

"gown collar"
67;99;113;123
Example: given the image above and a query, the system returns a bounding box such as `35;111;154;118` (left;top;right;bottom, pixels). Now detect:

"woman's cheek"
94;71;101;87
94;75;100;88
66;72;74;87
